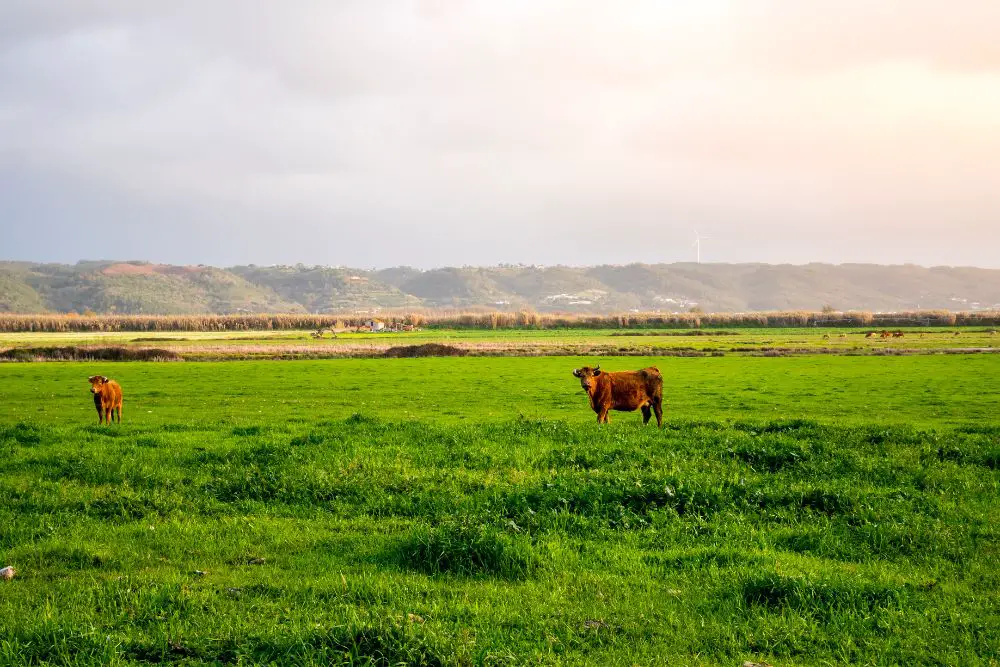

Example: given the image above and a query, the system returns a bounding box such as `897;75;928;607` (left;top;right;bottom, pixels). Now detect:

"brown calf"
572;365;663;427
88;375;123;425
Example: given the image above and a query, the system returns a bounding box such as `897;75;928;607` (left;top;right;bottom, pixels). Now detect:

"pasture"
1;354;998;665
1;326;998;362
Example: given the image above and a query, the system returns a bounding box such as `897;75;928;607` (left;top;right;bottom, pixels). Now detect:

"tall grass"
0;309;997;332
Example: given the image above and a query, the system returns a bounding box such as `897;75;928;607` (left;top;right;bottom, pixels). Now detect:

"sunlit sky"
1;1;998;268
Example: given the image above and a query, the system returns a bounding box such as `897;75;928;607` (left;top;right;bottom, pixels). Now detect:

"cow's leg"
597;407;610;424
117;403;122;423
97;405;105;425
641;405;652;425
652;397;663;428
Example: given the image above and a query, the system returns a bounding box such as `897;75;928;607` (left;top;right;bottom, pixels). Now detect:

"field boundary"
2;343;999;362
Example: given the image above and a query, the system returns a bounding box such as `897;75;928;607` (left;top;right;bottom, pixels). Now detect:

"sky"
1;1;999;269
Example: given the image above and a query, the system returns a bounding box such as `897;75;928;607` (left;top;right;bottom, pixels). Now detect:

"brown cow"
88;375;123;425
572;365;663;427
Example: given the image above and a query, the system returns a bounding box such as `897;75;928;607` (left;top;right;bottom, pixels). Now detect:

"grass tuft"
397;520;542;579
742;572;904;618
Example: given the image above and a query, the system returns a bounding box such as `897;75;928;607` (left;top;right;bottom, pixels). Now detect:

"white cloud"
0;1;998;268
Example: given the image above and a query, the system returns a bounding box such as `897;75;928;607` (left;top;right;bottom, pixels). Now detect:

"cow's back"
602;369;657;410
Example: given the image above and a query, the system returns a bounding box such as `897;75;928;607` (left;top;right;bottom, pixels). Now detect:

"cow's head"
88;375;109;394
572;365;602;392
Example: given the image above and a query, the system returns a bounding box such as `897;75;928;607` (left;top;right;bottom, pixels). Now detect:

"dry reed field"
1;309;999;333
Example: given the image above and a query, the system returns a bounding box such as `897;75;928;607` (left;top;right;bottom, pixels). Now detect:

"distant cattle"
310;328;337;339
880;330;892;339
865;332;875;338
572;365;663;427
88;375;123;425
892;331;905;338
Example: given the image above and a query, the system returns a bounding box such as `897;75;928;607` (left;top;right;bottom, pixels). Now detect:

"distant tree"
688;306;704;314
821;304;837;314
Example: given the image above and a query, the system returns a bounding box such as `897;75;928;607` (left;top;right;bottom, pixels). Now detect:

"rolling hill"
0;260;997;314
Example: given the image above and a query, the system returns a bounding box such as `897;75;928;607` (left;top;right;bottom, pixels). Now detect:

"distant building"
365;319;386;332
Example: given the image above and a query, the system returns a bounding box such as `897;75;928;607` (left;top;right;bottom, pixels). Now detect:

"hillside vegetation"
1;260;998;314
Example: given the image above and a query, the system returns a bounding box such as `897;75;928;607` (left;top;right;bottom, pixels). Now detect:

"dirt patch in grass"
130;336;189;342
383;343;468;358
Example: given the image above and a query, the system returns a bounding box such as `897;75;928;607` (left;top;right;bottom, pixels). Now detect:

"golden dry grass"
0;309;997;332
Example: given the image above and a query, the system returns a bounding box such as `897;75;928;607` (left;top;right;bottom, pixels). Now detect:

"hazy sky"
1;1;998;268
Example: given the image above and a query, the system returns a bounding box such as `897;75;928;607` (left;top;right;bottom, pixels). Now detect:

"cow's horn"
594;365;600;371
102;376;109;382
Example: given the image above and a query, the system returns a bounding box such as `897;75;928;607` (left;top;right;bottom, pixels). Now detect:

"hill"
0;260;998;314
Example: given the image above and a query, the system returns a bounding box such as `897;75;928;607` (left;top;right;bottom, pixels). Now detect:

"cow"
865;332;875;338
892;331;905;338
88;375;123;425
572;365;663;427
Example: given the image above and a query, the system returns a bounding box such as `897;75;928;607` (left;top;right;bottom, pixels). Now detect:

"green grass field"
1;354;999;665
2;326;998;361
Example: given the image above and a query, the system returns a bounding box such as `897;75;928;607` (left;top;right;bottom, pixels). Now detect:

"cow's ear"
593;368;602;376
572;369;580;377
102;376;109;382
88;376;95;382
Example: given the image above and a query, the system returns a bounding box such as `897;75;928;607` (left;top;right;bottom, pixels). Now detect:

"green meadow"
1;326;998;359
1;355;999;665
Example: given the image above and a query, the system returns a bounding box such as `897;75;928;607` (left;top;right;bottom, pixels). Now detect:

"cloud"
731;0;1000;73
0;1;997;268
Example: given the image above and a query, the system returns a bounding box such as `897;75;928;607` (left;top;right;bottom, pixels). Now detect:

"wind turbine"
693;231;711;264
